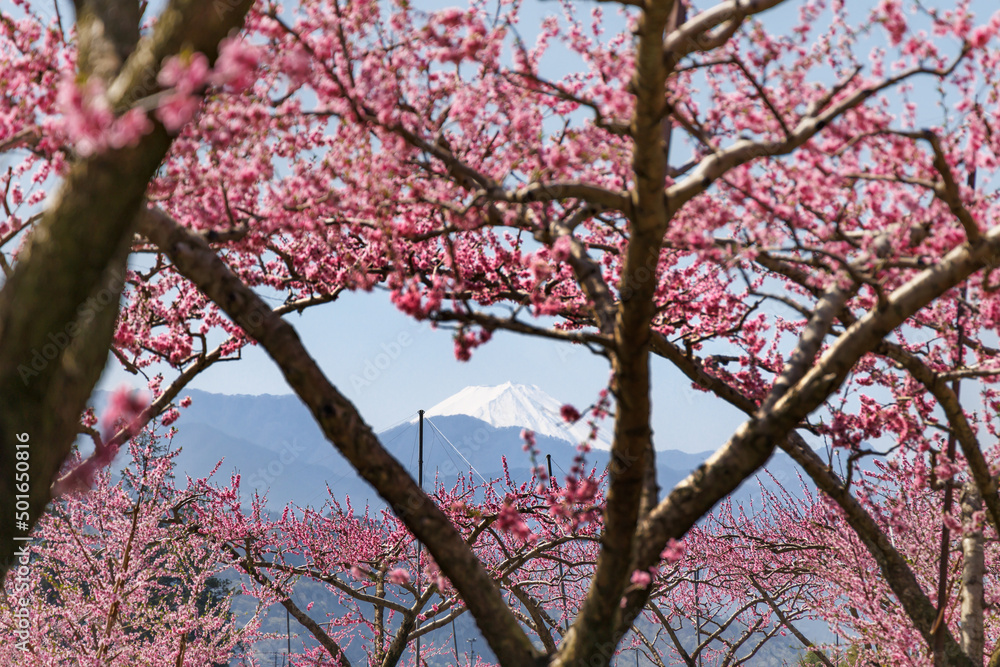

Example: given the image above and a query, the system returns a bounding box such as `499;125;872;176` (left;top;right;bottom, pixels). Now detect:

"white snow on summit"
418;382;613;450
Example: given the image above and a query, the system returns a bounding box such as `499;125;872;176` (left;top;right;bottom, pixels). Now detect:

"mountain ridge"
90;387;810;513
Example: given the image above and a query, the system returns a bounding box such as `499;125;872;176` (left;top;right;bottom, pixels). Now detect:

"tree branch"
0;0;255;579
876;340;1000;531
139;206;542;666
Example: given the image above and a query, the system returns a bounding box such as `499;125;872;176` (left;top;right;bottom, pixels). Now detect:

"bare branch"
662;0;787;61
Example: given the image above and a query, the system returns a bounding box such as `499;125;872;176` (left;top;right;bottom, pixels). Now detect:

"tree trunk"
961;482;985;664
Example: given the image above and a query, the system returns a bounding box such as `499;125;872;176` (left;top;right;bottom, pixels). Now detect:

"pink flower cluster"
54;77;152;156
560;404;581;423
453;326;492;361
497;501;537;544
156;39;258;133
661;538;686;564
387;567;411;585
968;12;1000;48
53;386;148;495
630;568;655;587
214;37;259;91
156;52;210;132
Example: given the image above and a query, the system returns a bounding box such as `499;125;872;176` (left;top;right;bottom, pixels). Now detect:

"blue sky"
100;287;749;453
1;0;990;453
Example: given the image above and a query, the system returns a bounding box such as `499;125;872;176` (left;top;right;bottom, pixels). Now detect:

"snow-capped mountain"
95;386;807;515
417;382;614;450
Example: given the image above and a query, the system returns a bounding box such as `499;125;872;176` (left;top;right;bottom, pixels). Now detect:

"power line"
424;417;489;484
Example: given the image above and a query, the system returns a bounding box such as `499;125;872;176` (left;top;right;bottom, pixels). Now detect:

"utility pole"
416;409;424;667
547;454;569;631
286;606;291;665
418;410;425;488
695;568;702;667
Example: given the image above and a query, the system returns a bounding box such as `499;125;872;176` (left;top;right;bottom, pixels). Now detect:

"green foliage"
797;644;861;666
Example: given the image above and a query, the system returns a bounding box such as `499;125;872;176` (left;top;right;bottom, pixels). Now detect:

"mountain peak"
417;383;612;450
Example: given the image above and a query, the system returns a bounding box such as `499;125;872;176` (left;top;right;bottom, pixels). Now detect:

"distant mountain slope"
384;413;586;480
93;386;811;511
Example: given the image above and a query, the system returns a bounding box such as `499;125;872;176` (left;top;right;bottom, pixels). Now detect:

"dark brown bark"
553;0;675;662
75;0;142;82
0;0;255;579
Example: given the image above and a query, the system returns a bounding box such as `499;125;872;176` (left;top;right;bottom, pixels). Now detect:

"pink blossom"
213;37;259;91
630;569;652;587
565;476;598;505
388;567;411;585
452;327;491;361
969;25;995;49
551;235;573;262
103;387;148;439
155;52;211;132
661;538;686;564
282;46;313;83
54;77;151;155
560;404;581;423
436;7;465;27
497;503;536;544
933;462;959;481
424;560;451;592
160;408;180;427
155;93;201;133
876;0;908;46
943;514;962;533
106;107;153;149
54;387;148;496
158;52;210;94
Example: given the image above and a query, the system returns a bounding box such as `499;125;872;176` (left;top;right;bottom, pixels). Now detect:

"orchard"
4;0;1000;665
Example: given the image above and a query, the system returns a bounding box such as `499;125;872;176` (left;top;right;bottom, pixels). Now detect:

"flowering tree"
730;457;1000;667
0;432;261;665
7;0;1000;665
626;485;832;667
192;460;605;666
0;0;257;576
